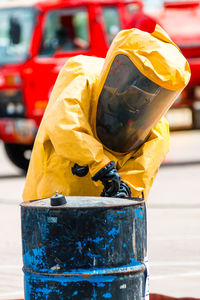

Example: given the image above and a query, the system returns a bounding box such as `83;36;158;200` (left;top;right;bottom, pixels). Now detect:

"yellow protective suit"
23;25;190;201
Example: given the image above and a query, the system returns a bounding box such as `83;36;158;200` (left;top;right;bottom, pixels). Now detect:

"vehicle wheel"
4;143;33;172
192;103;200;129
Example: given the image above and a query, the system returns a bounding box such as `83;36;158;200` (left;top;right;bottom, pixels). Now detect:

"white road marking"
150;261;200;267
151;271;200;280
0;265;22;270
0;290;24;299
149;235;200;241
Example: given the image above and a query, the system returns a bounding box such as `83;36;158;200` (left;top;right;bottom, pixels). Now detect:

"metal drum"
21;196;148;300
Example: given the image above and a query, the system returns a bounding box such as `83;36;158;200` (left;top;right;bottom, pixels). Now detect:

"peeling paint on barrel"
21;196;147;299
103;292;112;298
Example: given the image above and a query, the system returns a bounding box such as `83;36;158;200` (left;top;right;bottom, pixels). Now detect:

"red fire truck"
145;0;200;130
0;0;157;171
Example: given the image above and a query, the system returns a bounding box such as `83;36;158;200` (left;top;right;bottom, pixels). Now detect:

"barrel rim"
23;263;146;277
20;196;145;209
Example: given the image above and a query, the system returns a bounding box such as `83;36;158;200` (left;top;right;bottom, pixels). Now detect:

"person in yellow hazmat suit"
23;25;190;202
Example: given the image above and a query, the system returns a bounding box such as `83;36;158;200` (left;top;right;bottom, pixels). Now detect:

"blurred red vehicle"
0;0;156;171
15;294;200;300
145;0;200;130
150;295;199;300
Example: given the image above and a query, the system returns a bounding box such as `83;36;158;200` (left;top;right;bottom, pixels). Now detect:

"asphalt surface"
0;130;200;299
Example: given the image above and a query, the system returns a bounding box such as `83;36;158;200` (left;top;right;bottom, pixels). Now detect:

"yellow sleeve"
44;74;110;177
118;117;169;199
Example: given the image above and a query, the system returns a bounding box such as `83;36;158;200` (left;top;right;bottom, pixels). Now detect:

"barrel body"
21;197;148;300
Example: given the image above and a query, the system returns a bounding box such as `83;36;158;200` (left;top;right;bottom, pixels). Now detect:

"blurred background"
0;0;199;299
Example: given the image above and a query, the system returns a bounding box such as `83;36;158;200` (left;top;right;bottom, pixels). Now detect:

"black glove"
92;161;121;197
72;163;89;177
113;181;131;198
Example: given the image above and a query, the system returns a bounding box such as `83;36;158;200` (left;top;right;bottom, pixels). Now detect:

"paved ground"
148;130;200;298
0;130;200;299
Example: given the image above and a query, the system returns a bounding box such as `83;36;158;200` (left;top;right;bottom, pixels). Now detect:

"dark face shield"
96;54;180;153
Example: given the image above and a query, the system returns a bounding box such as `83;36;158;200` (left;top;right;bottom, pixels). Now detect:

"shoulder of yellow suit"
98;25;191;91
61;55;105;82
44;55;105;112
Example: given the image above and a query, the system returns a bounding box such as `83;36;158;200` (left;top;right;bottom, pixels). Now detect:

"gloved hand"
92;161;121;197
72;163;89;177
113;181;131;198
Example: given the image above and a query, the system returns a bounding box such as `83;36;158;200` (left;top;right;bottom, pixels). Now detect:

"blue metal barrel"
21;196;148;299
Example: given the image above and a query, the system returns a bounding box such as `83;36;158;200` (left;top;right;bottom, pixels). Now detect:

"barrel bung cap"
50;191;67;206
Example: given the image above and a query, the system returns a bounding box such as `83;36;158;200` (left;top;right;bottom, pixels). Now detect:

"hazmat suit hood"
92;25;191;153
